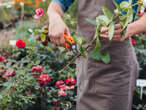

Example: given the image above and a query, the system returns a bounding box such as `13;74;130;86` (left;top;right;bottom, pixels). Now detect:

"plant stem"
59;36;96;73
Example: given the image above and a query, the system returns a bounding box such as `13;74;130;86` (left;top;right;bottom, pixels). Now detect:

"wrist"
48;10;62;23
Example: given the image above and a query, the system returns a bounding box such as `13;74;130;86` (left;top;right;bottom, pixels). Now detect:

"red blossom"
32;66;43;73
8;70;15;77
131;39;136;45
0;56;4;62
16;39;26;48
58;89;67;96
65;78;76;86
38;73;51;85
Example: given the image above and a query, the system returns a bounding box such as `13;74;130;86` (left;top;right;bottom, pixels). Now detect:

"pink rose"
34;8;44;19
58;89;67;96
56;80;66;90
8;70;15;77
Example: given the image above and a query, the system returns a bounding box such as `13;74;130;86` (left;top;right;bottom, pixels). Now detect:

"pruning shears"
64;34;78;54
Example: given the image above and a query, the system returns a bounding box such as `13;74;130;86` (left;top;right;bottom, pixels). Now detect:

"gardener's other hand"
48;12;70;46
100;24;124;42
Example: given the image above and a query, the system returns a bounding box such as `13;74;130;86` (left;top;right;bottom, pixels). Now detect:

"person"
47;0;146;110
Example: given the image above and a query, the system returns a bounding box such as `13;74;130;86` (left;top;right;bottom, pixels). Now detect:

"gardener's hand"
100;24;124;42
48;12;70;46
48;2;70;46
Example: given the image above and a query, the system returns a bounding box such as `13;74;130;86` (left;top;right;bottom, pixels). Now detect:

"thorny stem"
59;33;96;73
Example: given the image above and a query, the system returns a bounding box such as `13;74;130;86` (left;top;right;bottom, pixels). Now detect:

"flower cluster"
56;78;76;97
31;66;51;85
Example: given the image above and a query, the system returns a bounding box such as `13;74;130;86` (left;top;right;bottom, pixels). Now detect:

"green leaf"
42;30;48;34
122;9;133;30
40;34;46;42
90;47;101;60
102;6;114;20
113;1;121;10
108;22;115;40
101;51;110;64
86;18;97;26
98;15;110;26
34;29;40;34
73;34;86;46
120;1;130;10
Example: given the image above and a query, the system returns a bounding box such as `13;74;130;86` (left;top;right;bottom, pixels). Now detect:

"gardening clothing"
51;0;139;110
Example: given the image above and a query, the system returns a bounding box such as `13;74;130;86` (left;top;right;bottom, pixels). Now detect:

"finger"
112;35;124;42
100;27;108;33
114;29;122;35
64;28;71;36
100;34;109;40
115;24;122;30
54;37;60;45
101;29;122;36
59;36;65;47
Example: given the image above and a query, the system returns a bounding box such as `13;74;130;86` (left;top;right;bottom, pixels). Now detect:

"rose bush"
0;32;77;110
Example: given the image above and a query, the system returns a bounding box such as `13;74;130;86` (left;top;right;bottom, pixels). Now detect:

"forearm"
47;2;63;22
128;13;146;36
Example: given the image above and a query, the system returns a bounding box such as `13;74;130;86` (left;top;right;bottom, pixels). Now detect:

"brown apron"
76;0;139;110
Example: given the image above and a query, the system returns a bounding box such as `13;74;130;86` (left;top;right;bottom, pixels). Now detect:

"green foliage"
86;0;142;64
0;28;76;110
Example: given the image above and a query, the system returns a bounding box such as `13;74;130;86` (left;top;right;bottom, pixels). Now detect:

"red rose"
8;70;15;77
65;78;76;86
131;39;136;45
32;66;43;73
16;39;26;48
0;56;4;62
38;73;51;85
58;89;67;96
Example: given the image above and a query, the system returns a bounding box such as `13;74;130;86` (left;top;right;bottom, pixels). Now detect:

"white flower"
9;40;16;46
